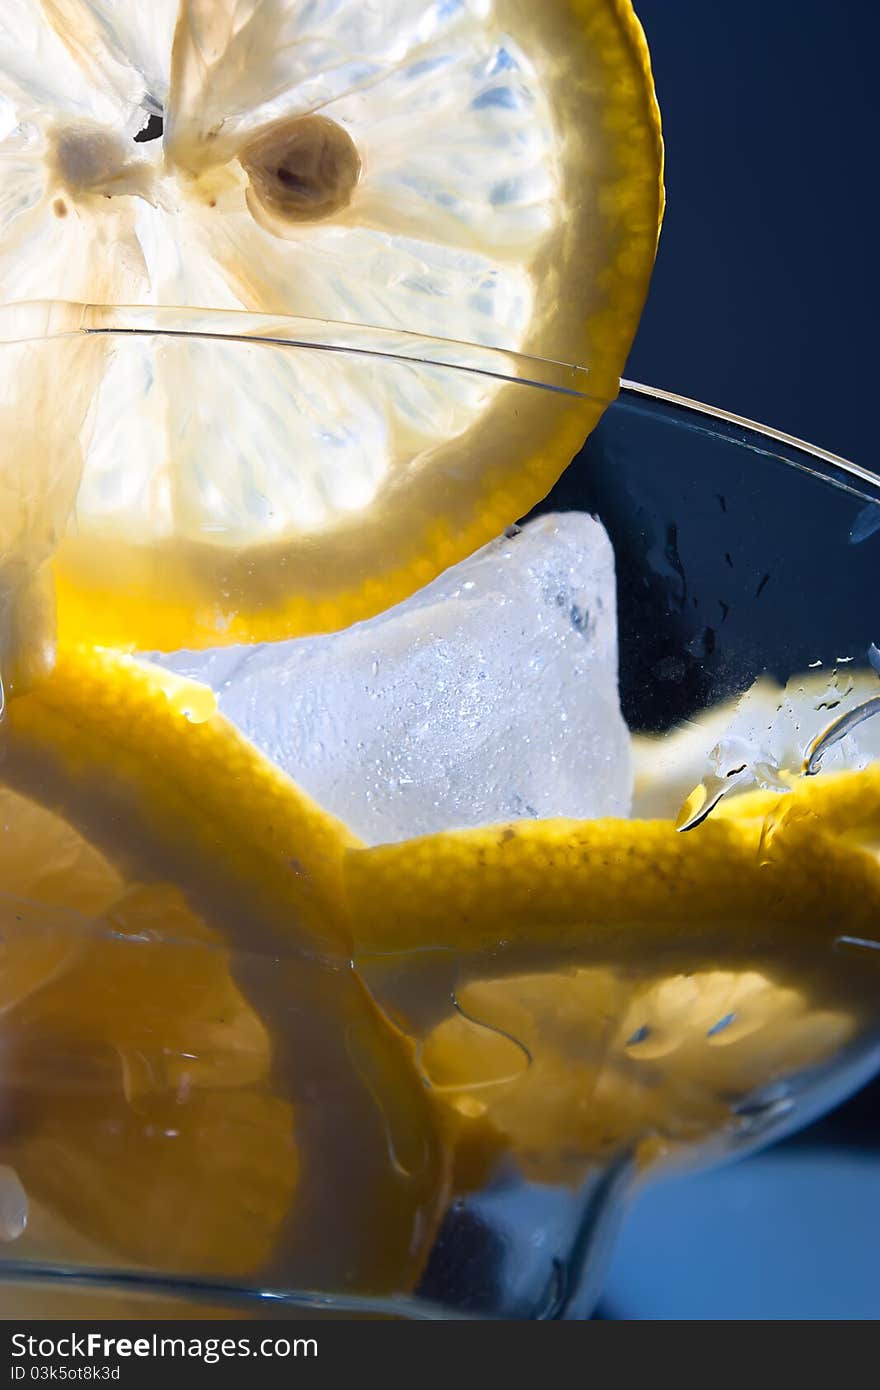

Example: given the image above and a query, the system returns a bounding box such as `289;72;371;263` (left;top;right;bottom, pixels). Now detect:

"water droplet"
849;502;880;545
803;694;880;774
707;1012;736;1038
676;774;731;831
452;1095;487;1119
734;1087;794;1136
626;1025;651;1048
167;682;216;723
834;934;880;954
370;659;379;678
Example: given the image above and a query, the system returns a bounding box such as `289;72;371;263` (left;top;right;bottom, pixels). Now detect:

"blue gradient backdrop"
604;0;879;1320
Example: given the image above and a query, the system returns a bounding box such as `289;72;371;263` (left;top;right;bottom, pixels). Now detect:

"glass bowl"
1;314;879;1320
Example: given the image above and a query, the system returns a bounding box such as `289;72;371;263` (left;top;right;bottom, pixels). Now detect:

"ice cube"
153;513;632;845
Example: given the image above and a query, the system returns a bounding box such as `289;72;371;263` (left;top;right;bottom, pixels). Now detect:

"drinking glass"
1;311;878;1319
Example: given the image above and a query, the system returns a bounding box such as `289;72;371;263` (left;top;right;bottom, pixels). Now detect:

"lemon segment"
2;882;296;1276
40;0;179;115
421;966;854;1185
0;788;296;1276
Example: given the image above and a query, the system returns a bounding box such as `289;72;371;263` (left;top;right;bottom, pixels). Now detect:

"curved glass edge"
620;379;880;510
0;1265;475;1321
0;301;599;402
0;324;875;1319
1;302;873;497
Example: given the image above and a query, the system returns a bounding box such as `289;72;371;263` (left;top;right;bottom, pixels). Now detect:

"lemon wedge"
0;0;662;663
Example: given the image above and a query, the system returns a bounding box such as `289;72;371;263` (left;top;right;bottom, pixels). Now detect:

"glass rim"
1;298;876;509
622;377;865;479
0;1261;463;1319
0;299;600;402
619;377;880;513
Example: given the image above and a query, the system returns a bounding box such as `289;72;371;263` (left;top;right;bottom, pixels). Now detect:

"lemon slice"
347;797;880;1184
0;793;295;1275
0;644;449;1290
346;813;880;962
0;0;662;661
420;967;854;1184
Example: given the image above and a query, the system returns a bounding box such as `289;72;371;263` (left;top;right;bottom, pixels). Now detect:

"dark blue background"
603;0;880;1319
626;0;875;463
